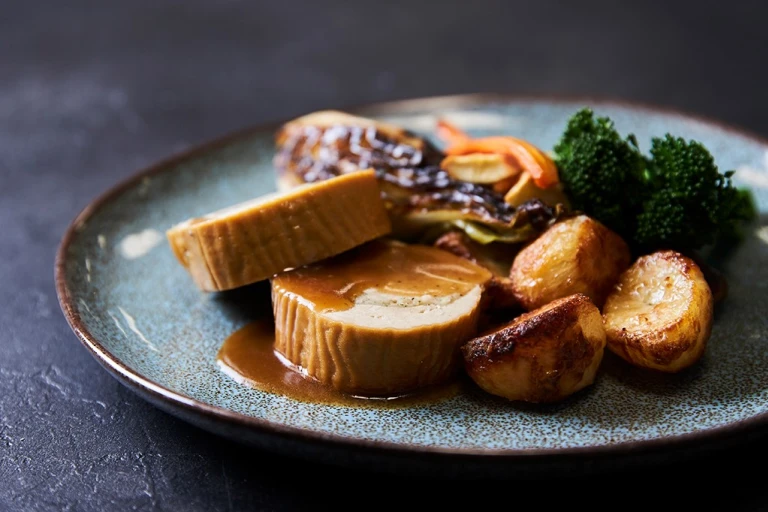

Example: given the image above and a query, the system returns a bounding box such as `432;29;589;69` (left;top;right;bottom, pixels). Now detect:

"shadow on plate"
212;279;273;325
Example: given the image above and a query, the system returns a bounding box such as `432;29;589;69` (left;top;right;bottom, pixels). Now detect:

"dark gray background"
2;0;767;510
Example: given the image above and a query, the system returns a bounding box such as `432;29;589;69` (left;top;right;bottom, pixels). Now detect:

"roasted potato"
602;250;713;373
510;215;630;310
434;231;519;310
462;294;606;403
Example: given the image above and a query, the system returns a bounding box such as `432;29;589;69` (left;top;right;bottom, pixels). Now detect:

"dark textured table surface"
3;1;768;510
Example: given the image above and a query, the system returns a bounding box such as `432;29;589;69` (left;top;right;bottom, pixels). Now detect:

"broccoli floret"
553;108;646;238
636;135;756;250
554;109;756;252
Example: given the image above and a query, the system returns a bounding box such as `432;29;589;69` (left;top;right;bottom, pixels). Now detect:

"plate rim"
55;92;768;460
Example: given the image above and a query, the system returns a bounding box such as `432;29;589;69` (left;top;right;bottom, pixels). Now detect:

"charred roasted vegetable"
510;215;631;310
462;293;606;403
275;110;442;188
274;111;563;243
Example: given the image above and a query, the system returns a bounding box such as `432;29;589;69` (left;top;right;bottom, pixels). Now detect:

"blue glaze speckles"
58;98;768;453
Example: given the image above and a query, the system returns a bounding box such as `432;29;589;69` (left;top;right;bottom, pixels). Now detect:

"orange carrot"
444;136;559;189
436;119;471;146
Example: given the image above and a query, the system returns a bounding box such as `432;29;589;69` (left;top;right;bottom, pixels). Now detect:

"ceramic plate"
56;95;768;476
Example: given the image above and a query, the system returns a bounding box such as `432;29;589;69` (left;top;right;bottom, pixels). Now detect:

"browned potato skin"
603;251;714;373
462;294;606;403
510;215;631;310
434;231;519;310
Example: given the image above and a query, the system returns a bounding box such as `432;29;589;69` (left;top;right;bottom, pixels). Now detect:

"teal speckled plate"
56;95;768;476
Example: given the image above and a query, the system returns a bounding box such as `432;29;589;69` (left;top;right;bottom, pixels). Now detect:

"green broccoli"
635;135;755;249
553;108;646;239
553;108;756;252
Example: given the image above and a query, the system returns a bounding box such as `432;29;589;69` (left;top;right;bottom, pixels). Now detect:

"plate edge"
54;92;768;460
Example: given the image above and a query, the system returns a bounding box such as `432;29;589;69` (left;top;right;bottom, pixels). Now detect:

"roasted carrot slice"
435;120;559;189
444;137;559;189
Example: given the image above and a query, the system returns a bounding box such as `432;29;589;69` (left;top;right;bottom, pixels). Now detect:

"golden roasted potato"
503;171;571;208
441;153;519;184
434;231;519;310
510;215;630;310
462;293;606;403
602;250;713;373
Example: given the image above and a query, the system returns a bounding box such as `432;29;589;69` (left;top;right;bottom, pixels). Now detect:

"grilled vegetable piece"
503;171;571;208
436;119;566;205
462;294;606;403
510;215;630;310
434;231;519;310
444;136;560;189
275;110;443;181
274;110;563;243
436;119;560;189
378;167;559;241
602;250;714;372
441;153;519;184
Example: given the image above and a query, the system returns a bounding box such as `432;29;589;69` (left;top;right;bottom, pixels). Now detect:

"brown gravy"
271;239;491;312
217;319;461;408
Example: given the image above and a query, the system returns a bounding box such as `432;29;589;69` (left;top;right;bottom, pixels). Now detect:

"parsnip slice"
441;153;519;184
